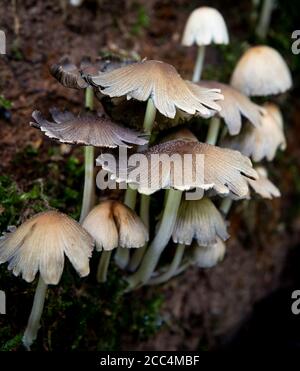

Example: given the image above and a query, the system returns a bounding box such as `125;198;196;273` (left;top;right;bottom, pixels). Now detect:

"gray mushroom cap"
30;108;148;148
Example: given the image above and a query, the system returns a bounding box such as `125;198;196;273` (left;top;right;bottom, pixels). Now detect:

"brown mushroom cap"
222;102;286;161
82;200;149;251
172;197;229;246
192;237;226;268
30;108;148;147
99;139;258;198
230;46;292;96
0;211;94;284
188;80;264;135
247;166;280;199
89;59;223;118
50;55;136;90
182;7;229;46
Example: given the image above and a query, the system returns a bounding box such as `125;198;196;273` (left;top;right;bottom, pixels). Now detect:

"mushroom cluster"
0;5;292;349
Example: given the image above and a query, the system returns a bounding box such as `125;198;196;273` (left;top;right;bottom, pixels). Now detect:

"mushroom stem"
113;187;137;269
97;251;112;283
256;0;273;39
23;276;47;350
143;98;157;135
206;116;221;145
147;243;186;285
128;194;150;272
192;45;206;82
115;98;156;269
220;197;233;216
79;87;95;223
126;189;182;289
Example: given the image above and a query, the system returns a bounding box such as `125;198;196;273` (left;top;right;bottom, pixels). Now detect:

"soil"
0;0;299;351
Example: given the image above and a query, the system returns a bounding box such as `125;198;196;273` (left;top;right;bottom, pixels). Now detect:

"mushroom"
222;102;286;162
230;46;292;96
0;210;93;350
82;200;148;282
247;166;280;199
182;7;229;82
148;197;228;285
30;108;147;148
172;197;229;246
256;0;274;39
187;80;265;137
89;59;223;269
88;59;223;133
192;238;226;268
102;139;258;198
100;139;257;287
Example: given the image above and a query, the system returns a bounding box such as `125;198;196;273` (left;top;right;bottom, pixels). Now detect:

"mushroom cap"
188;80;264;135
99;139;258;198
82;200;149;251
172;197;229;246
0;211;94;284
192;238;226;268
230;46;292;96
30;108;148;148
89;59;223;119
222;102;286;162
247;166;280;199
50;55;136;90
182;7;229;46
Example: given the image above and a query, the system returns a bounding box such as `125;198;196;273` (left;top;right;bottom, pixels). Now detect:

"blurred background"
0;0;299;351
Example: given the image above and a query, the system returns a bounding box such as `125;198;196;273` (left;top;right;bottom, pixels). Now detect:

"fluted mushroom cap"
182;7;229;46
230;46;292;96
0;211;94;284
82;200;149;251
188;81;264;135
162;128;199;142
99;139;258;198
89;59;223;118
247;166;280;199
30;108;147;147
192;238;226;268
222;103;286;162
172;198;229;246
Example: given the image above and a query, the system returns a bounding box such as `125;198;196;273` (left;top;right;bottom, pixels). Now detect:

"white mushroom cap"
0;211;94;284
182;7;229;46
82;200;149;251
247;166;281;199
172;197;229;246
222;102;286;162
192;238;226;268
89;59;223;118
231;46;292;96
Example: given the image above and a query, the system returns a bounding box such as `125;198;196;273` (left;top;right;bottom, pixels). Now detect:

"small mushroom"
0;210;93;349
188;80;265;135
82;200;148;282
30;108;148;148
222;103;286;162
230;46;292;96
192;238;226;268
172;197;229;246
182;7;229;82
247;166;280;199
